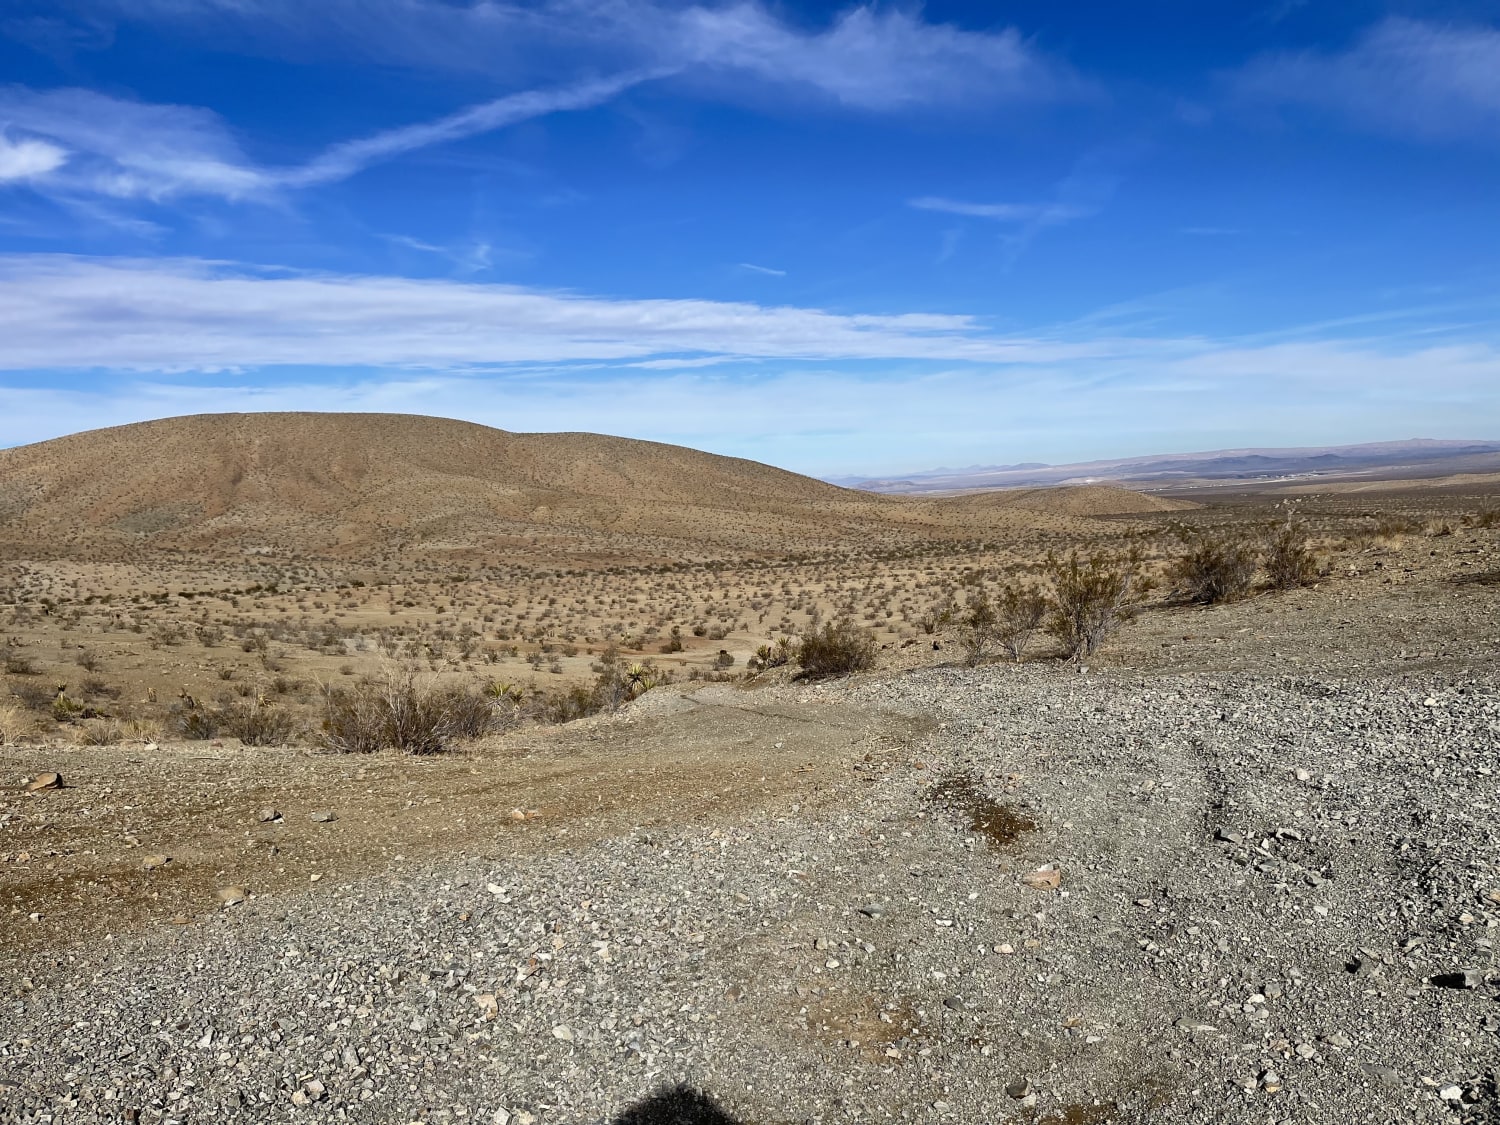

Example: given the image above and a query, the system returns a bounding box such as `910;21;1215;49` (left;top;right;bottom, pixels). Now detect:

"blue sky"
1;1;1499;476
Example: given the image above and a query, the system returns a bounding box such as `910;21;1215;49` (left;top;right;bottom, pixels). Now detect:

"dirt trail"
1;687;929;954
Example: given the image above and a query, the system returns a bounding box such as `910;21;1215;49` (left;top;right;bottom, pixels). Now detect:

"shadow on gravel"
611;1085;743;1125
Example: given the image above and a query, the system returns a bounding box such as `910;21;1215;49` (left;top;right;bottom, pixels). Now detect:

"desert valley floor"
2;415;1499;1125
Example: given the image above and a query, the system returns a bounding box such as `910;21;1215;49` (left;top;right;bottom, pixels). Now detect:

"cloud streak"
0;71;660;201
909;196;1095;225
0;254;1111;369
1233;17;1500;141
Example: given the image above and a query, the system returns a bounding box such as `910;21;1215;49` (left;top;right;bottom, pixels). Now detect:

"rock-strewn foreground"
5;662;1498;1125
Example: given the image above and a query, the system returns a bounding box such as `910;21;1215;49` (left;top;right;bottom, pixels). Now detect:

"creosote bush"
1172;536;1259;604
319;663;498;754
796;618;877;679
1044;549;1150;661
994;585;1049;662
1263;520;1317;591
171;696;302;745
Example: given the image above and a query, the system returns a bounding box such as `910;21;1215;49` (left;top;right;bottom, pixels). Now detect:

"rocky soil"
4;645;1499;1124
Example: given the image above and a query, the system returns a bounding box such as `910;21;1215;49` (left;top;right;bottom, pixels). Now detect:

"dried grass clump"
0;700;35;745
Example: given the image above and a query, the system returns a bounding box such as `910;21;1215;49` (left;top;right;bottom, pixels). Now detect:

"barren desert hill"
0;412;1145;561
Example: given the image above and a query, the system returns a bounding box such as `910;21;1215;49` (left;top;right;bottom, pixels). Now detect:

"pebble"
309;810;337;823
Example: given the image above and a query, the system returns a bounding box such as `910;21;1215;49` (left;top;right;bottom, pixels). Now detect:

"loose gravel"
4;663;1499;1124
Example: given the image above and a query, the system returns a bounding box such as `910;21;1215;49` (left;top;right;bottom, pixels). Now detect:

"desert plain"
2;413;1499;1125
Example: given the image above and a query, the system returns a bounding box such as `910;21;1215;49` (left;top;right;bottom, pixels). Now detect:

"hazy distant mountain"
833;439;1500;494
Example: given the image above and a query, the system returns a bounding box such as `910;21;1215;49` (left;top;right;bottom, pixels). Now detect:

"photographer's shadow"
610;1085;744;1125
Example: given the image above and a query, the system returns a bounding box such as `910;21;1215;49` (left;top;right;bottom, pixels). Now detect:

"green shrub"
1264;520;1317;591
1044;549;1151;661
1172;536;1259;604
319;664;498;754
797;619;877;678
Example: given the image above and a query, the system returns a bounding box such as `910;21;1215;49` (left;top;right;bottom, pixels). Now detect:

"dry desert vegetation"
3;413;1499;1125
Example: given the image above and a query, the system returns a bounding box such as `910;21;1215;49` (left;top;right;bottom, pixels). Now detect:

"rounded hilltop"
0;412;1171;562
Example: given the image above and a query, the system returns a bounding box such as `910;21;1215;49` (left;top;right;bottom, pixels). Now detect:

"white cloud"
0;133;68;180
0;336;1495;476
737;262;785;277
0;85;268;199
0;254;1114;369
53;0;1084;111
1233;17;1500;141
909;196;1094;224
0;3;1085;205
0;72;653;201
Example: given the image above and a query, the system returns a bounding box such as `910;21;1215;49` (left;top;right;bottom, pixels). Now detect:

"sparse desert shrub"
1263;521;1317;591
714;649;735;668
0;701;34;744
994;585;1049;662
78;718;124;746
217;698;302;745
1463;507;1500;529
956;591;999;666
51;692;84;723
74;649;102;672
319;663;498;754
10;680;52;712
797;618;877;679
1044;549;1151;661
3;649;37;676
1172;536;1259;604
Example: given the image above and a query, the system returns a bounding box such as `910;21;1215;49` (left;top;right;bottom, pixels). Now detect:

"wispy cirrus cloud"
0;254;1108;369
0;3;1084;206
37;0;1085;112
909;196;1096;225
1233;17;1500;141
0;71;658;202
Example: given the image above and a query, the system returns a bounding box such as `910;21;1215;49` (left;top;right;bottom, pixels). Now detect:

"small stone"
309;810;336;824
342;1046;361;1069
1215;826;1243;844
215;886;247;907
1294;768;1311;782
25;771;62;794
257;808;282;823
1432;969;1482;990
141;854;171;870
858;903;887;918
1021;864;1061;891
994;942;1015;955
1261;1070;1283;1094
1438;1085;1463;1102
1005;1078;1031;1099
551;1025;575;1042
942;996;965;1011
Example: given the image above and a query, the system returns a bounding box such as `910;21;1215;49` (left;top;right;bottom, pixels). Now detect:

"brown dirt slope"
0;413;1131;561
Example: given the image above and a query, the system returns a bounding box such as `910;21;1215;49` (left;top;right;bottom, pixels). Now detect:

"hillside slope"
0;413;1125;561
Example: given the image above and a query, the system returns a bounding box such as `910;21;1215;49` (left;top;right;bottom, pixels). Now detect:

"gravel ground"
4;658;1498;1125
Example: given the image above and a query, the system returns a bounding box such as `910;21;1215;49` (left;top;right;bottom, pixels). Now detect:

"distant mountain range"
831;439;1500;494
